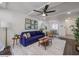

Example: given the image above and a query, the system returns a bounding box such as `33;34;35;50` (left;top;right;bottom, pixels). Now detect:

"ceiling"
0;2;79;20
29;2;79;20
0;2;47;13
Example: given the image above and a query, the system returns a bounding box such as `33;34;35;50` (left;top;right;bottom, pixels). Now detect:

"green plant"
71;17;79;43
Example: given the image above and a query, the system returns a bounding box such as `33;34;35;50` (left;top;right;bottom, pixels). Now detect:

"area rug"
11;37;66;55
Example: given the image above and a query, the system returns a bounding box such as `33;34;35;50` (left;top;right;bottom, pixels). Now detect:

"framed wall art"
25;18;38;30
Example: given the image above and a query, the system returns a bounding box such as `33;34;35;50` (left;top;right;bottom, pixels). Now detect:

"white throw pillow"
23;33;28;39
27;33;31;38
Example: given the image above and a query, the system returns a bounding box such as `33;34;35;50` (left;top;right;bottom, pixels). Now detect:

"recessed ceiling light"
67;12;71;14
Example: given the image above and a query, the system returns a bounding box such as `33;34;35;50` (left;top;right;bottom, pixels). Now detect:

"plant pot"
75;43;79;52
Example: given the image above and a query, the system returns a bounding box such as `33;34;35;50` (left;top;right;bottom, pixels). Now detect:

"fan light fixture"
42;13;46;16
33;5;56;16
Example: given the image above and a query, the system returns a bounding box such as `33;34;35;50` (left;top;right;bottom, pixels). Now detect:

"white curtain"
0;39;4;51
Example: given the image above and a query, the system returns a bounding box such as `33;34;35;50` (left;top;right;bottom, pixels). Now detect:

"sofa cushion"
29;31;44;36
29;31;37;36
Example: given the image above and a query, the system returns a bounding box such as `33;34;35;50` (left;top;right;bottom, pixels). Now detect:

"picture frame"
25;18;38;30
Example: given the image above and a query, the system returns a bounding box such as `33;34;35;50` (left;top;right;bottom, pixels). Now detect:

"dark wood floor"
59;37;79;55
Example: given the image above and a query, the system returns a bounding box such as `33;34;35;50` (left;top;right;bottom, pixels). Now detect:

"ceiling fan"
33;5;56;16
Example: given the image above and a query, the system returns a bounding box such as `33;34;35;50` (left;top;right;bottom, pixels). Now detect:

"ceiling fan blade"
45;5;49;10
46;10;56;13
33;10;42;13
44;5;49;12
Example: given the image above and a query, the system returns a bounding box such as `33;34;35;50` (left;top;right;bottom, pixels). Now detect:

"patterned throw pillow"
27;33;31;38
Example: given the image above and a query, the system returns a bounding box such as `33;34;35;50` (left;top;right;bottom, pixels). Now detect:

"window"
52;23;58;30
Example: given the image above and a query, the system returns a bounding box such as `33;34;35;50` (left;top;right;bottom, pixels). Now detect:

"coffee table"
38;36;50;50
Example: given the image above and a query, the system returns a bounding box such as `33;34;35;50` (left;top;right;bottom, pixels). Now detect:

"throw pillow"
23;33;27;39
27;33;31;38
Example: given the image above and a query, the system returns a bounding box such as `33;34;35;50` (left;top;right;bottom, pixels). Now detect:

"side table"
12;35;20;48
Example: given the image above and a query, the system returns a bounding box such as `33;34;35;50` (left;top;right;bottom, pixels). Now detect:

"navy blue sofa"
20;31;45;46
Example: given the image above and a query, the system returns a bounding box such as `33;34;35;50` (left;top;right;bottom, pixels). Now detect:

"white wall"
0;9;28;46
58;19;66;36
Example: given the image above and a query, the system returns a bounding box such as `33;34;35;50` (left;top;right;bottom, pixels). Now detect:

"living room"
0;2;79;55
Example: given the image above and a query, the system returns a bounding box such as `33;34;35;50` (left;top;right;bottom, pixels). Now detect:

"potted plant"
71;17;79;52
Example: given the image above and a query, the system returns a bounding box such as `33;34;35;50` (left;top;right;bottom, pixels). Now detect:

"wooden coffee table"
38;36;49;50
